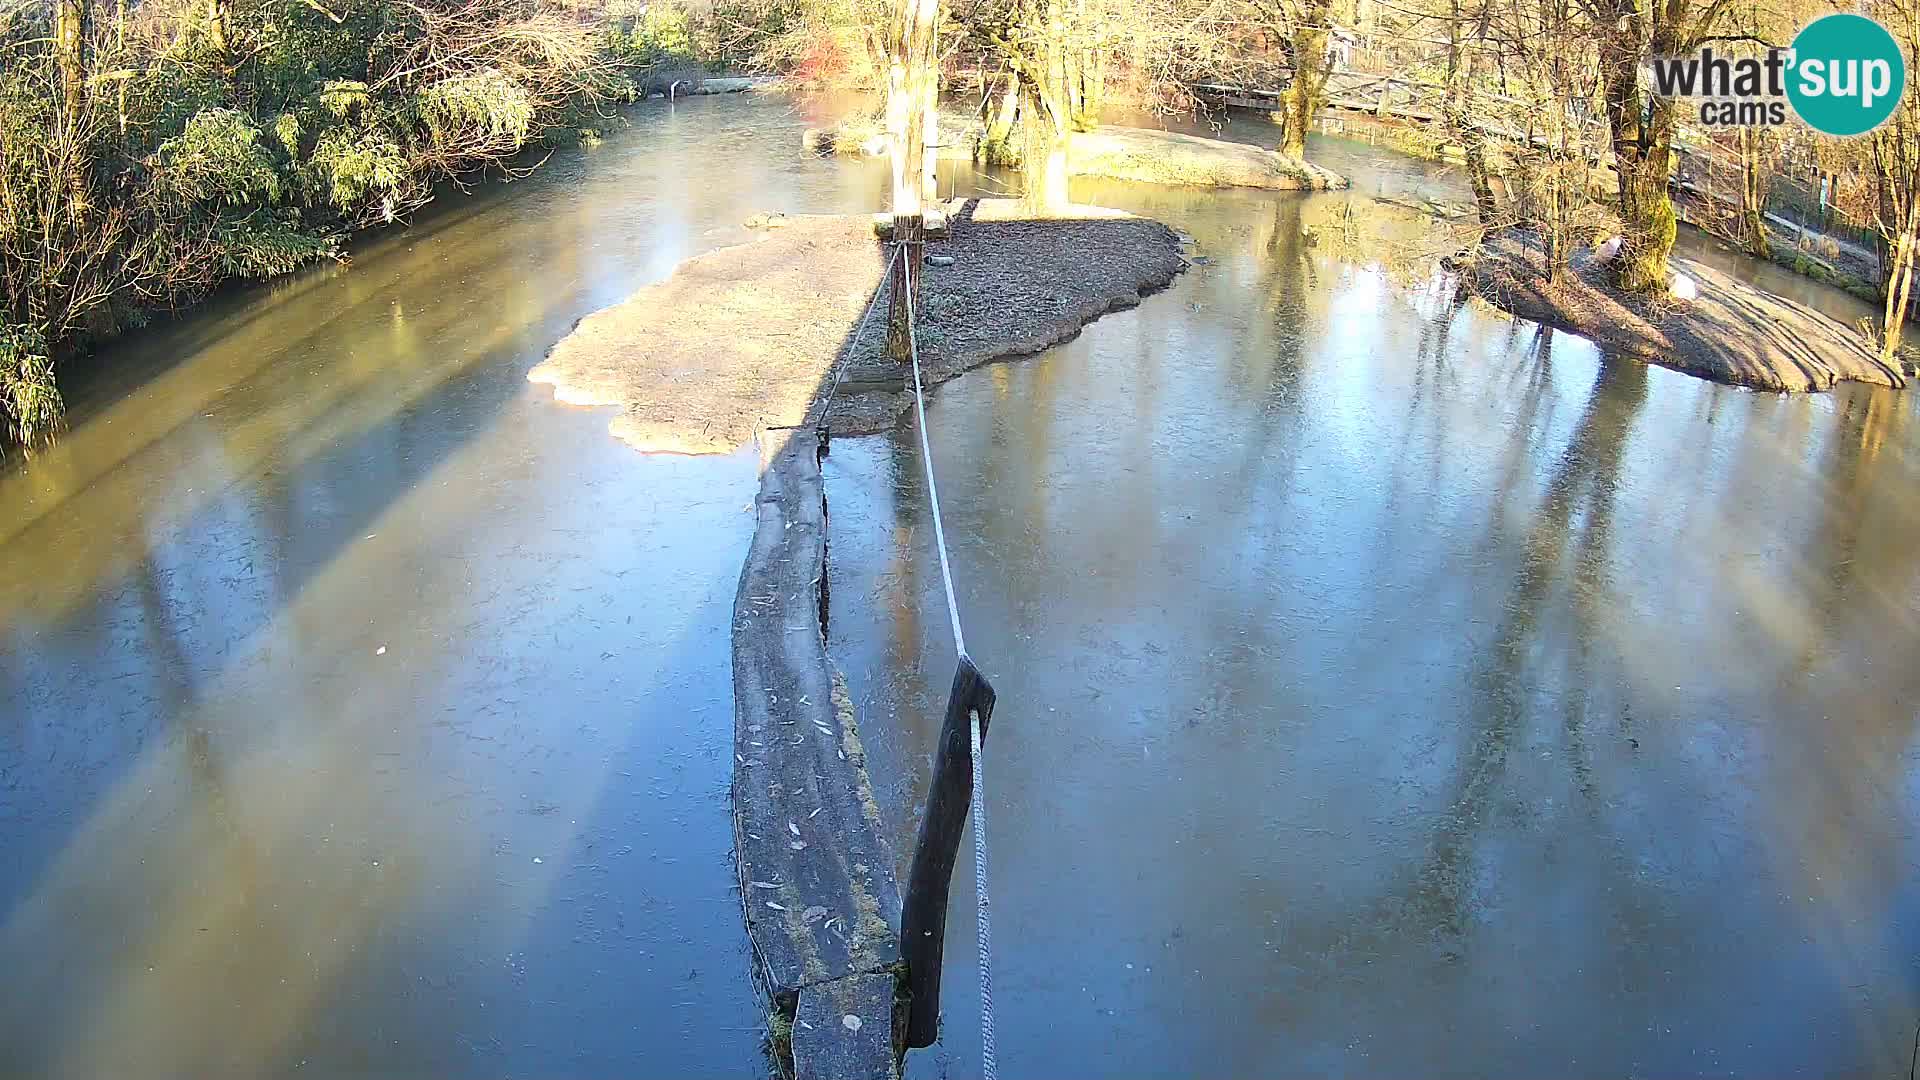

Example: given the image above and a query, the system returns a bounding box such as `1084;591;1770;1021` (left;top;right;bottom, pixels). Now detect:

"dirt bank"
807;116;1346;191
529;199;1186;454
1460;230;1906;393
1067;127;1346;190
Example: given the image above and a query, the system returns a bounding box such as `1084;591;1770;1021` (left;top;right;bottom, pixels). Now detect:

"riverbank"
1458;230;1906;392
0;24;766;455
1299;108;1890;304
528;198;1187;453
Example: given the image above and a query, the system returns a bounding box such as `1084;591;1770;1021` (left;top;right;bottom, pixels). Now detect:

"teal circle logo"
1787;14;1906;136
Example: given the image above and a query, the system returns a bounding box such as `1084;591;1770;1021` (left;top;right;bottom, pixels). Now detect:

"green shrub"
630;2;696;64
152;108;287;205
305;123;413;218
272;112;305;159
416;69;536;148
319;79;374;121
0;324;61;451
217;214;336;278
1;0;721;449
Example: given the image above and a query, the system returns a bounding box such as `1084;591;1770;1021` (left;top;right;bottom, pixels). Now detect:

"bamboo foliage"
0;0;628;450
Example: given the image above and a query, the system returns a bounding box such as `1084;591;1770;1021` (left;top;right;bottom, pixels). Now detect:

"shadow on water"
0;94;906;1078
7;90;1920;1079
821;132;1920;1079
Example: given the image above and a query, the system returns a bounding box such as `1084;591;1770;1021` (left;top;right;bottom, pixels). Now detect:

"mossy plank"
731;427;903;1002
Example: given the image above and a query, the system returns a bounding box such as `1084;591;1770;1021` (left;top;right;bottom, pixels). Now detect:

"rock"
925;253;955;268
801;128;836;155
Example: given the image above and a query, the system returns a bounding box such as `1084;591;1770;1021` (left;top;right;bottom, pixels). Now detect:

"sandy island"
808;116;1347;192
528;198;1186;454
1461;230;1906;394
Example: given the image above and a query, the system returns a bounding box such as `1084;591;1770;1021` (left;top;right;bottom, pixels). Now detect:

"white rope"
969;706;997;1080
900;244;995;1079
901;259;967;661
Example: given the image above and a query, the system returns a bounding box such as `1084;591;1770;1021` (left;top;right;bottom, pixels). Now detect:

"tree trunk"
1278;0;1333;159
888;0;937;223
1589;2;1681;292
1019;78;1070;209
1014;0;1072;209
978;71;1019;164
1739;128;1770;260
1083;49;1105;127
886;0;937;361
1881;201;1918;361
54;0;87;121
1443;0;1496;230
1600;7;1678;294
207;0;231;58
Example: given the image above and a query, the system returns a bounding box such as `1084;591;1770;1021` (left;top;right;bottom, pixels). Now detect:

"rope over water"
901;246;996;1080
968;705;997;1080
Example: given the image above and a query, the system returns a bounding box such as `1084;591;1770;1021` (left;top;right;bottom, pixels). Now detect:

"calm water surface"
3;92;1915;1079
826;142;1920;1078
0;96;885;1078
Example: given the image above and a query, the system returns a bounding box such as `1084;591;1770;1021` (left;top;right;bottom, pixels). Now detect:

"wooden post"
901;656;996;1048
887;215;921;362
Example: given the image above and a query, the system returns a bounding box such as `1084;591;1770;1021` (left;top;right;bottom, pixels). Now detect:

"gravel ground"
529;198;1186;453
1462;230;1906;393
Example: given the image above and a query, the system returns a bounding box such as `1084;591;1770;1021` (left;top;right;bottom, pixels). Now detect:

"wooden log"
900;655;997;1049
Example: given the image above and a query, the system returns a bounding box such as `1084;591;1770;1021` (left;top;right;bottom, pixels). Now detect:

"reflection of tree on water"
1329;357;1650;951
1215;195;1321;499
1394;284;1471;499
1403;357;1645;933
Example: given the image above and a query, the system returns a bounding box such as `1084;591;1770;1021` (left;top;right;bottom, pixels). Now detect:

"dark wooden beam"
900;655;996;1048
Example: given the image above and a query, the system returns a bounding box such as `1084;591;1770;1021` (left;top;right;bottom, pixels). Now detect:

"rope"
812;244;904;429
969;707;997;1080
900;244;995;1079
901;260;967;661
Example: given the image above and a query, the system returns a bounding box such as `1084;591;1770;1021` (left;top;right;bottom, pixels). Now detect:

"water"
823;140;1920;1076
3;93;1915;1077
0;96;882;1078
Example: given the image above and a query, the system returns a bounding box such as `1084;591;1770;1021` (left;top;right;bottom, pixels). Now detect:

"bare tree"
1867;0;1919;360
